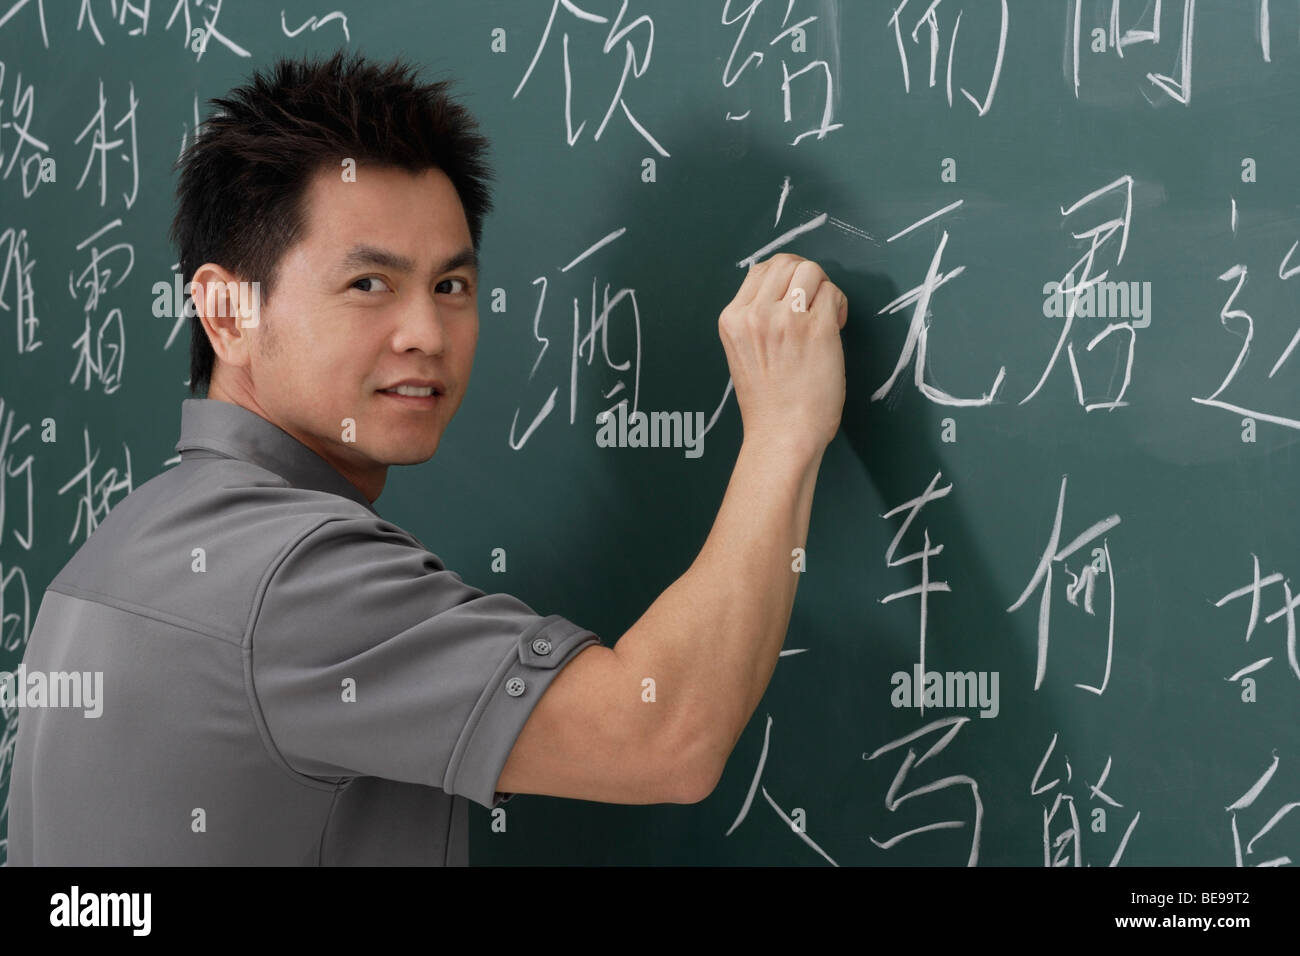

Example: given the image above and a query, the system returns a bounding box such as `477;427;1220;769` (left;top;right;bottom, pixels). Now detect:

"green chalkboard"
2;1;1298;866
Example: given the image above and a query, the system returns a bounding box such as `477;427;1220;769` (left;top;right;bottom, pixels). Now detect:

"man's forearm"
611;432;825;796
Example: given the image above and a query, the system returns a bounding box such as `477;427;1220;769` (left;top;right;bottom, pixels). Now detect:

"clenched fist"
717;253;848;455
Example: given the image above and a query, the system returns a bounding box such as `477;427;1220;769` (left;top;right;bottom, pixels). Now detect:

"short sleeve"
248;515;602;809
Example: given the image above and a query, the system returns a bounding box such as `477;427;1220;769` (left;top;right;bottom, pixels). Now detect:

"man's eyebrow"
339;244;479;275
438;247;480;275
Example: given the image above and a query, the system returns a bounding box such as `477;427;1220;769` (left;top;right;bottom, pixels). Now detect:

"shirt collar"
175;398;377;513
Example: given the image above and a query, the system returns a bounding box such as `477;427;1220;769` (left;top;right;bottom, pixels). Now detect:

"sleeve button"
531;637;552;655
506;677;527;697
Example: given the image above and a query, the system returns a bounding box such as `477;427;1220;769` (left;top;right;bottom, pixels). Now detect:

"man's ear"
191;263;260;369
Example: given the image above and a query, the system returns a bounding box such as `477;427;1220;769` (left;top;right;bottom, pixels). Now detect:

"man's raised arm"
496;254;849;805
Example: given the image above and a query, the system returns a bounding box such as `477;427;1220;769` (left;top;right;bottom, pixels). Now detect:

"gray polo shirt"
6;398;601;865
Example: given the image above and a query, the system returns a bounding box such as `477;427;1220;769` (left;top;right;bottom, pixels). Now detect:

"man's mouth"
377;381;445;408
379;384;442;397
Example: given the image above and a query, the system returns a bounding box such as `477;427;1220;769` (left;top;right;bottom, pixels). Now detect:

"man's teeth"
385;385;437;397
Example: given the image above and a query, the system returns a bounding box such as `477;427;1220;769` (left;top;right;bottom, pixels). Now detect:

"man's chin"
383;442;440;466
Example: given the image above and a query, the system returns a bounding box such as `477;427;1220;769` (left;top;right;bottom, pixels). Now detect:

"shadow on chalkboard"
526;106;1061;862
845;290;1080;865
840;257;1072;853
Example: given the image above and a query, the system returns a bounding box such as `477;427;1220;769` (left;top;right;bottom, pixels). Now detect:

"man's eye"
438;277;470;295
352;276;392;293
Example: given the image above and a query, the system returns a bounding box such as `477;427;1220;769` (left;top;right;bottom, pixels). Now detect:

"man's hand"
717;253;848;454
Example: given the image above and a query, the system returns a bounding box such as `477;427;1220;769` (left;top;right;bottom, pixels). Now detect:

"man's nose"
392;293;445;355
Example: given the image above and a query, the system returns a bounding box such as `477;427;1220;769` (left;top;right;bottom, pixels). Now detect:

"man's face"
239;164;479;499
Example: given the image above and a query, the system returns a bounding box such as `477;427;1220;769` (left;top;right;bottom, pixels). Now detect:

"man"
7;52;847;865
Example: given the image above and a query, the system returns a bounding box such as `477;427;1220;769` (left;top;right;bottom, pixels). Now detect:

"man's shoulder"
48;453;403;641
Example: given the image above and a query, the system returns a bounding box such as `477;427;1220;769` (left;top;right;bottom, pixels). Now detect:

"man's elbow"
662;730;722;804
659;764;715;805
675;765;720;804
